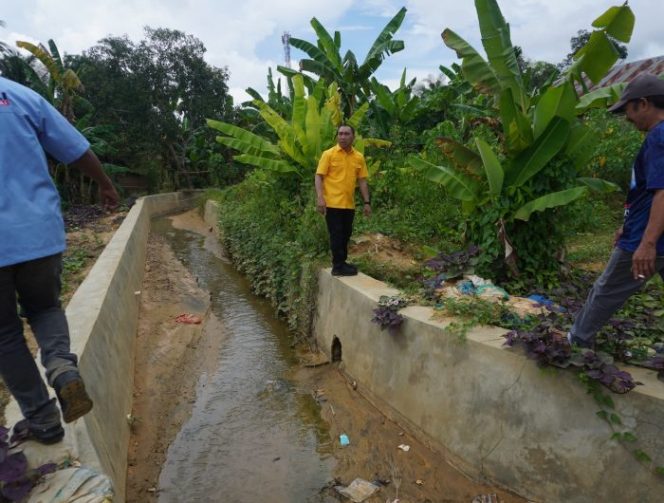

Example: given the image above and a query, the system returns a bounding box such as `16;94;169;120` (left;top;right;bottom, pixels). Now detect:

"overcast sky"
2;0;662;104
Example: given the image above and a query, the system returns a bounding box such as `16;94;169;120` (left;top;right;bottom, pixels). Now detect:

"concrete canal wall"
313;270;664;502
10;196;661;502
6;192;200;503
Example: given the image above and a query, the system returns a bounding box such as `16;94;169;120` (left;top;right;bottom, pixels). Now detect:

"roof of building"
589;55;664;90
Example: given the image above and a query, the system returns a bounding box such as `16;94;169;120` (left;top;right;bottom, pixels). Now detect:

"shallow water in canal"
151;217;336;502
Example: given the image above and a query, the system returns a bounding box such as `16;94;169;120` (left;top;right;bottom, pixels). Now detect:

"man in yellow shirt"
315;125;371;276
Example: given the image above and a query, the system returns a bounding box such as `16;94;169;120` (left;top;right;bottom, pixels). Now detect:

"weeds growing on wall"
205;177;327;338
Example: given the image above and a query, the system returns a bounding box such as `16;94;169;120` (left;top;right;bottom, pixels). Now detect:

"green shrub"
581;109;642;191
209;174;325;337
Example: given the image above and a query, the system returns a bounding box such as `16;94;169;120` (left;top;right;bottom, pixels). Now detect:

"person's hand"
632;241;656;280
99;183;120;211
363;202;372;217
316;196;326;215
613;226;624;247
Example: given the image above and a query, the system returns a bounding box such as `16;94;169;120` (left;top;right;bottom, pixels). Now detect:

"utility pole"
281;31;291;68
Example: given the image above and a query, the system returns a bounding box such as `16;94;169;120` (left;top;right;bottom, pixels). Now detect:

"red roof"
589;56;664;90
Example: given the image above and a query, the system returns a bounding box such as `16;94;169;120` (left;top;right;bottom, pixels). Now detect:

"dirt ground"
350;233;420;272
125;212;525;503
125;229;222;502
295;359;525;503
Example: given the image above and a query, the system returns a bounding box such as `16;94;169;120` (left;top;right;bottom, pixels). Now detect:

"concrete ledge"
7;192;200;503
314;270;664;502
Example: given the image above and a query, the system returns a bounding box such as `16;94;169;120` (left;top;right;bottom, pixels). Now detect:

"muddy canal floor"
126;210;524;503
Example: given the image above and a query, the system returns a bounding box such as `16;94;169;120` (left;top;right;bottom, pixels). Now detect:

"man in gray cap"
568;73;664;348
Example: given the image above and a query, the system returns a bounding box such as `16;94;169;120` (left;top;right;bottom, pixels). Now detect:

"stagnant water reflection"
151;217;336;502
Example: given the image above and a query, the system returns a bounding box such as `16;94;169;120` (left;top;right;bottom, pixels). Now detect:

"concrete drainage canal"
125;209;524;503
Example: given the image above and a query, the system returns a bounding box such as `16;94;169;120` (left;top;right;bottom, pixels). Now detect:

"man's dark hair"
337;124;355;135
646;95;664;110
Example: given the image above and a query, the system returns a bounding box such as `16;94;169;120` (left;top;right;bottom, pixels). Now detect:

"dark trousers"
0;254;78;428
325;208;355;268
571;248;664;344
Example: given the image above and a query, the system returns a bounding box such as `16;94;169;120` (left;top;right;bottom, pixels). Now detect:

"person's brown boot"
54;371;93;423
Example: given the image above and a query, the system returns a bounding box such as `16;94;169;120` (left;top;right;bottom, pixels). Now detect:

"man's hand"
632;241;657;280
316;196;326;215
631;190;664;280
363;203;372;217
613;226;624;247
99;183;120;211
70;150;119;211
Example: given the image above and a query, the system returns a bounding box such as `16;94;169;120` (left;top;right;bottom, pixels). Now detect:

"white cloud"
2;0;663;106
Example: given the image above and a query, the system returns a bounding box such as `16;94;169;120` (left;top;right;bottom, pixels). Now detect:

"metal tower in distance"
281;31;291;68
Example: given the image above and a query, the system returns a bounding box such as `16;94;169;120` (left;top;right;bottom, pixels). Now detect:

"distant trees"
70;27;234;190
0;25;234;196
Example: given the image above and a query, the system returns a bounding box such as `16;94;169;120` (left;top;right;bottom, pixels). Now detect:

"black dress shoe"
332;264;358;276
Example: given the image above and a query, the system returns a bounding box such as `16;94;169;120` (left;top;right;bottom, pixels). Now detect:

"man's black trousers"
325;208;355;268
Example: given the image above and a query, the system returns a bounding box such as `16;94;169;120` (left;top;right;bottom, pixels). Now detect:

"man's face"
337;126;354;149
624;99;650;132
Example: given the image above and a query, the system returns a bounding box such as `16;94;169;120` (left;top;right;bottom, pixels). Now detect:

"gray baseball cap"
608;73;664;113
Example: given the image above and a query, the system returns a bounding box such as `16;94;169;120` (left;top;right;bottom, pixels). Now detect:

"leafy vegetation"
371;295;410;331
409;0;631;284
279;8;407;116
0;426;56;501
4;3;661;475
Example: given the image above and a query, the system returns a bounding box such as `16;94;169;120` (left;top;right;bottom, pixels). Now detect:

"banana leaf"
214;136;278;158
363;7;407;64
348;102;369;129
47;39;65;73
592;4;635;43
575;83;624;114
441;29;500;96
206;119;280;156
499;87;533;154
359;40;405;78
16;41;61;82
370;78;396;115
234;154;298;174
362;138;392;149
475;138;504;197
310;18;343;73
408;156;479;202
276;66;318;92
324;83;343;127
565;123;595;170
513;186;588;221
245;87;265;102
436;138;483;177
506;117;570;188
533;82;576;138
305;95;322;159
291;75;307;150
573;31;620;85
475;0;524;105
255;101;309;167
289;37;335;71
299;59;338;84
577;177;620;193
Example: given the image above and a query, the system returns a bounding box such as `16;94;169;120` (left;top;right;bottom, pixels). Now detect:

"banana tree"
245;67;293;119
278;7;407;116
410;0;631;281
208;74;388;184
16;39;84;121
368;68;420;137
